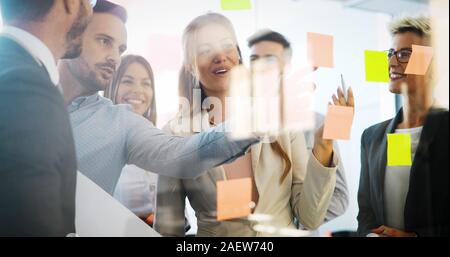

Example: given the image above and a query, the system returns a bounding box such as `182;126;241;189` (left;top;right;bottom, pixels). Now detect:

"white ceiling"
323;0;429;16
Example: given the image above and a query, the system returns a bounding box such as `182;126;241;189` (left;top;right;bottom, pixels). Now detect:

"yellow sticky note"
365;50;390;83
323;105;354;140
217;178;252;221
387;134;412;166
405;45;434;75
221;0;252;10
307;32;334;68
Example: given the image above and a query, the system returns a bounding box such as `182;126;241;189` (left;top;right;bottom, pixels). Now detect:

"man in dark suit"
357;16;449;237
0;0;94;236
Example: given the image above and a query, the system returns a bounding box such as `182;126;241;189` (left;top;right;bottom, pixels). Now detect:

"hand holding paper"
324;86;355;140
314;86;355;167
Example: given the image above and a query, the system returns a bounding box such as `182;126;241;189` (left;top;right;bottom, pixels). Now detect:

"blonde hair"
181;12;241;92
389;16;431;40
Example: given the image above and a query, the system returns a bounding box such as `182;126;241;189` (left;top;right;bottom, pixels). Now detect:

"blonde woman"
357;16;448;237
105;55;158;226
155;13;354;236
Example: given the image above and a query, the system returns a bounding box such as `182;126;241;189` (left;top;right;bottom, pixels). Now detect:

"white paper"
75;172;161;237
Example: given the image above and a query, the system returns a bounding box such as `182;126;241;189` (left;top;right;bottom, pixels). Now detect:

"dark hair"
0;0;55;23
247;29;293;57
94;0;127;23
105;55;157;125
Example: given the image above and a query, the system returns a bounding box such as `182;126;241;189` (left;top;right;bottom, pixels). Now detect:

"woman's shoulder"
362;119;393;144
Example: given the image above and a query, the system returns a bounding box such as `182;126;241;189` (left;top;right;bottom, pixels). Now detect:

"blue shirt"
68;94;257;195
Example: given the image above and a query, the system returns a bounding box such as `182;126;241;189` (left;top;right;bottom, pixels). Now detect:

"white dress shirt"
384;126;423;230
0;26;59;85
113;165;158;218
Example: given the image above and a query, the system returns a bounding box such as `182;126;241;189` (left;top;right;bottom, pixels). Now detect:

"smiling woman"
105;54;157;123
105;54;159;226
154;12;348;238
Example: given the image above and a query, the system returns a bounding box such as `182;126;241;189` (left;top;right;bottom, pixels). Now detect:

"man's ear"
62;0;78;15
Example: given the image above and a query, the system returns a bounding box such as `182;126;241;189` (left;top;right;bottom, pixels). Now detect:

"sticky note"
221;0;252;10
307;32;334;68
387;134;412;166
144;35;181;72
365;50;390;83
405;45;434;75
283;81;315;131
323;105;354;140
217;178;252;221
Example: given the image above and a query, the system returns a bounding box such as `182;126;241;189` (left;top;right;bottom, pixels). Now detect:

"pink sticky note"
307;32;334;68
405;45;434;75
323;105;354;140
217;178;252;221
143;35;182;72
283;81;315;131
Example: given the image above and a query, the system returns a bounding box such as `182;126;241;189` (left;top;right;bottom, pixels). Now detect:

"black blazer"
0;36;77;236
357;107;449;237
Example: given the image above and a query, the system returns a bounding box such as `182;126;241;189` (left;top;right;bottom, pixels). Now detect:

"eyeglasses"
387;48;413;64
89;0;97;8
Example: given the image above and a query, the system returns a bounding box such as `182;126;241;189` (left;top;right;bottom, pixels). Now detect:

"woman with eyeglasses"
357;16;449;237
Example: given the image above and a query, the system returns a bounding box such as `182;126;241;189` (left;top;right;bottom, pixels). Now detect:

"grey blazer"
0;37;77;236
357;108;449;236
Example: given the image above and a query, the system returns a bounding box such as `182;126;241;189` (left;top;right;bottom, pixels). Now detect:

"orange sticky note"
405;45;434;75
307;32;334;68
217;178;252;221
323;105;354;140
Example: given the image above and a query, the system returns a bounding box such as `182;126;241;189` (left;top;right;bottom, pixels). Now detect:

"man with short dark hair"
59;0;258;195
248;30;349;230
0;0;95;236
